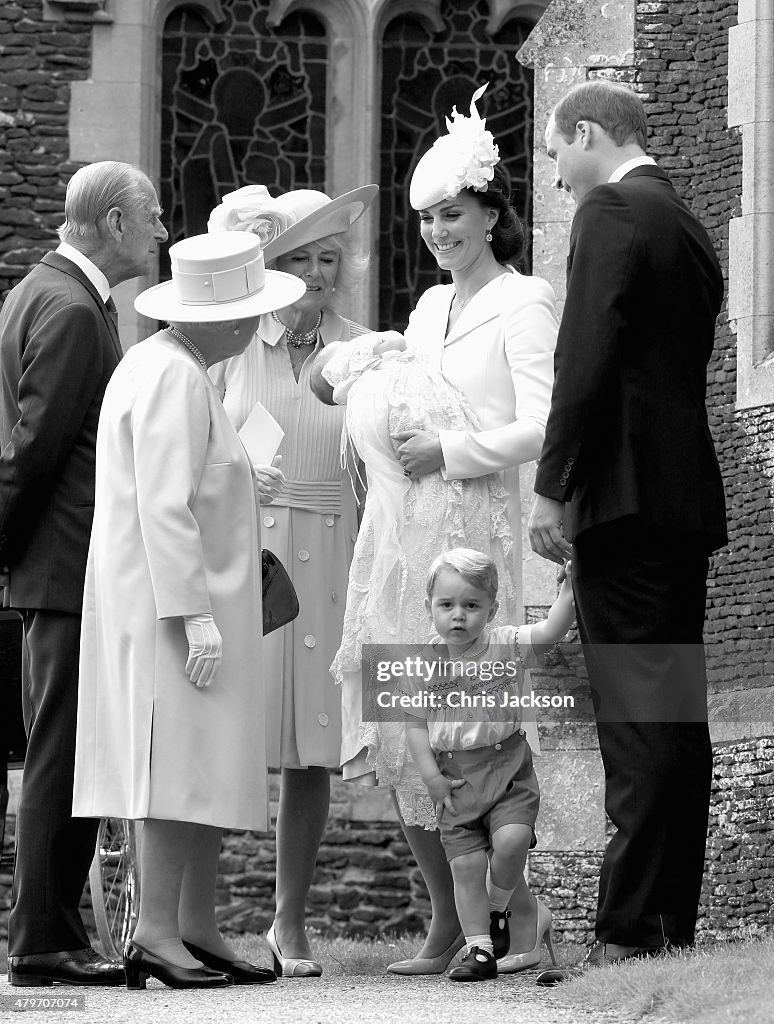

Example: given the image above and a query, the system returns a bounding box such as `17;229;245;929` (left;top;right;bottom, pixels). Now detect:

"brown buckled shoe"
535;939;669;986
8;947;125;987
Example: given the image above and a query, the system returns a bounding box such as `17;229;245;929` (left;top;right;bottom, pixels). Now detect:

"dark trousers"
7;609;98;956
573;517;713;948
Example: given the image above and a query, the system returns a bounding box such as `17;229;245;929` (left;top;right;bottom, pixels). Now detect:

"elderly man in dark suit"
528;81;726;981
0;160;167;986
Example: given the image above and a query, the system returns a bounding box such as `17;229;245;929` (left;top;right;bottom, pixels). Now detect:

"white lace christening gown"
324;337;520;829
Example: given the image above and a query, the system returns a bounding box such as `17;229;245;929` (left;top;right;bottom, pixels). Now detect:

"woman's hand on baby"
373;331;406;355
393;425;443;478
253;455;285;505
427;774;466;815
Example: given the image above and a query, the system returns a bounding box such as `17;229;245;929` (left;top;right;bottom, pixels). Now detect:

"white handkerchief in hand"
238;401;285;465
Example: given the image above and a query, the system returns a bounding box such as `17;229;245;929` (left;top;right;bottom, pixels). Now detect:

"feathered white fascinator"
409;83;500;210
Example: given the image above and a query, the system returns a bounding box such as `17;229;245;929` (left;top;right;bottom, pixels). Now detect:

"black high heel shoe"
123;940;234;990
182;940;276;985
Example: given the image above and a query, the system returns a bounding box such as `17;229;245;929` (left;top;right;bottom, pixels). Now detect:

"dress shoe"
123;940;233;990
386;931;465;975
448;946;497;982
490;909;511;959
535;938;668;986
8;948;124;987
182;940;276;985
497;898;556;974
266;923;322;978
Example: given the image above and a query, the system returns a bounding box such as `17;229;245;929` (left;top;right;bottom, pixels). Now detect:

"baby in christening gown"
317;333;526;828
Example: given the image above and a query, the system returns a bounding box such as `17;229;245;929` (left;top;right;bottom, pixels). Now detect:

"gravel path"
0;972;638;1024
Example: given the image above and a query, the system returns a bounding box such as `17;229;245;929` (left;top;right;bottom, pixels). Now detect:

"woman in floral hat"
207;183;377;978
313;84;559;978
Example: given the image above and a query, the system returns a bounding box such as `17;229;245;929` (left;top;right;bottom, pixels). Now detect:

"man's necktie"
105;295;119;329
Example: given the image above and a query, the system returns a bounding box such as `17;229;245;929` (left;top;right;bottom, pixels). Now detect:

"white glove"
184;613;222;688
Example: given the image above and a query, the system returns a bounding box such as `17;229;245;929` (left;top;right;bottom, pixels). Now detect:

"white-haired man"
0;161;167;985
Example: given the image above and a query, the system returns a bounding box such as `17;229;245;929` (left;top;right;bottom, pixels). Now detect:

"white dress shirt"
56;241;111;303
608;155;657;183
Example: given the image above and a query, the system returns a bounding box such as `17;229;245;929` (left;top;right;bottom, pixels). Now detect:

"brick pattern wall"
635;1;774;657
0;0;89;300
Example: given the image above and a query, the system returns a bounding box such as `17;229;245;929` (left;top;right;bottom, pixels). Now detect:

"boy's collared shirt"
403;624;541;753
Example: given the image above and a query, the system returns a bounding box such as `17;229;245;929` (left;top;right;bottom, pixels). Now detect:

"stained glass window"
160;2;326;272
379;1;535;330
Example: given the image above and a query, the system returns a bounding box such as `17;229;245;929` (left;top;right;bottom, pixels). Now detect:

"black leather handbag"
261;549;299;635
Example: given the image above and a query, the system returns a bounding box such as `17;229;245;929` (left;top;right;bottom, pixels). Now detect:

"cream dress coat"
211;310;362;769
406;267;559;598
73;332;268;831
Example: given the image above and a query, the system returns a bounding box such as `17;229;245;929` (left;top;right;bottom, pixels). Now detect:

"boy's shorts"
434;728;540;862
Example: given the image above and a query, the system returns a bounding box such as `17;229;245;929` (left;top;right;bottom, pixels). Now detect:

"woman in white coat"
72;232;304;990
313;85;558;976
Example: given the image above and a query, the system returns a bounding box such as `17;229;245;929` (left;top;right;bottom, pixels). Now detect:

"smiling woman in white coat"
72;232;304;990
313;85;559;980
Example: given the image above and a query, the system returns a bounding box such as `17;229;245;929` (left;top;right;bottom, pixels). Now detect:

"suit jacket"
534;166;727;551
0;252;122;612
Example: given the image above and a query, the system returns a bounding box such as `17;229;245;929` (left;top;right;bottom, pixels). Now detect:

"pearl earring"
486;231;493;242
233;328;240;336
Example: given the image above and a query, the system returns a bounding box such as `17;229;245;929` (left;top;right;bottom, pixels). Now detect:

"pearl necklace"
272;310;322;347
166;324;208;371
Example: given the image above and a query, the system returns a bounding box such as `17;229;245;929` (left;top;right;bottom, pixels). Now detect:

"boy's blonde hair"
425;548;499;602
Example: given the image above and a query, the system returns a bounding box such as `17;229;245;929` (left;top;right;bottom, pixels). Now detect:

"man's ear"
576;120;593;149
104;206;123;242
487;599;499;624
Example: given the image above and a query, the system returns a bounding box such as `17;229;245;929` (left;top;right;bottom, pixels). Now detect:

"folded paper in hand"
238;401;285;465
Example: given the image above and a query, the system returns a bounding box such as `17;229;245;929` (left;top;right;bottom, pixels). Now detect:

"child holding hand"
404;547;575;982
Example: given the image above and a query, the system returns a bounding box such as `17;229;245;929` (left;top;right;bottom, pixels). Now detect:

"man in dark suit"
0;160;167;985
528;81;726;980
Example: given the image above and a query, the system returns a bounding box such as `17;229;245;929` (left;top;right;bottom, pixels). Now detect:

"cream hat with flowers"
207;184;378;263
409;84;500;211
134;231;305;322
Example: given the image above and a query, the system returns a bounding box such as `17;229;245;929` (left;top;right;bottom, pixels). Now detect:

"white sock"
465;934;493;956
488;881;514;913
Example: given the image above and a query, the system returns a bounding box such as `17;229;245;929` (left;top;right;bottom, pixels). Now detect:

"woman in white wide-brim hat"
206;183;377;977
73;231;304;990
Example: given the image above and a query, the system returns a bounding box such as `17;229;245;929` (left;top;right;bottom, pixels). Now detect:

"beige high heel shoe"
496;898;556;974
266;923;322;978
386;931;466;975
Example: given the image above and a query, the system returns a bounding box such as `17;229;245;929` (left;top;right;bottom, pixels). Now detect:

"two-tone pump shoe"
182;941;276;985
386;931;466;975
123;940;233;990
265;923;322;978
497;898;556;974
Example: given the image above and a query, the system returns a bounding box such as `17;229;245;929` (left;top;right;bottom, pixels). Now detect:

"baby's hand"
427;774;466;816
374;331;406;355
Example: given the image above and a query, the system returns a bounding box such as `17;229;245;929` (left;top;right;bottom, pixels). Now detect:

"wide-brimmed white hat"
207;184;378;263
134;232;305;322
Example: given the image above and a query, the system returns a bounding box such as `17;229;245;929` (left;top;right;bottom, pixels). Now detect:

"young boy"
404;547;575;982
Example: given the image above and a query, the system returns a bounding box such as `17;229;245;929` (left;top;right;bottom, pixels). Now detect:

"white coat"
405;268;559;612
73;332;268;831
